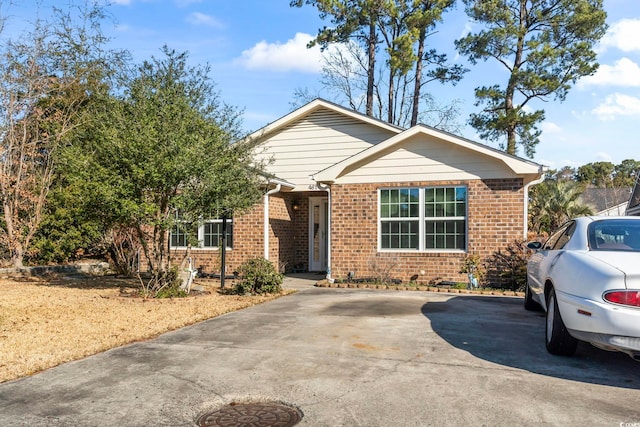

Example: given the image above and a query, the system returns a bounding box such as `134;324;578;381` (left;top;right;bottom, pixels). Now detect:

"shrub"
140;268;187;299
367;255;399;283
233;258;283;295
484;240;530;291
459;253;486;287
155;283;188;299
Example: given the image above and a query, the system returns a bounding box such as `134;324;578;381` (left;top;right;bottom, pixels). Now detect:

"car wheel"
545;288;578;356
524;283;542;311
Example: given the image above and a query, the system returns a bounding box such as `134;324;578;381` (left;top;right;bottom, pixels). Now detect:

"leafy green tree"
455;0;607;157
0;2;123;268
575;159;639;188
553;166;576;182
27;182;107;264
378;0;465;125
529;180;592;234
575;161;614;187
403;0;464;126
65;47;264;293
613;159;640;187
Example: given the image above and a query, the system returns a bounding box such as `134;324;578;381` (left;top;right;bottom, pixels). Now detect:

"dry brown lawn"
0;275;287;383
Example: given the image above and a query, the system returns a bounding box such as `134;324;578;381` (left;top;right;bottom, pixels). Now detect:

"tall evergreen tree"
291;0;384;116
455;0;607;157
291;0;464;128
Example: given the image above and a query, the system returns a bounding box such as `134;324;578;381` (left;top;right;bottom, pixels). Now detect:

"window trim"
378;186;468;253
170;217;233;250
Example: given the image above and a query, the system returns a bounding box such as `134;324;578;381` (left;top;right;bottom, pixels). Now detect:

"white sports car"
526;216;640;360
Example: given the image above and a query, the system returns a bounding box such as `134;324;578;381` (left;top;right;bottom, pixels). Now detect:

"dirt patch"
0;276;287;383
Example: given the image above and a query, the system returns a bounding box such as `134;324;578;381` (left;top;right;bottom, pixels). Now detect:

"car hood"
586;251;640;288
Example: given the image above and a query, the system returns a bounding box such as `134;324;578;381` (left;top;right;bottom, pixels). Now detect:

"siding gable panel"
336;134;517;184
254;107;397;189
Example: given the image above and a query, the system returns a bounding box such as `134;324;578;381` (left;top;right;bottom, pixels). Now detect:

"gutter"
263;184;282;260
523;167;547;239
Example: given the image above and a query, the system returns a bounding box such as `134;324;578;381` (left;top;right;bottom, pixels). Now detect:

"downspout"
264;184;282;260
317;182;332;282
523;169;546;239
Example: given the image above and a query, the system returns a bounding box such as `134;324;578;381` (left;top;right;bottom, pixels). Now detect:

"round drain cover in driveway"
196;402;302;427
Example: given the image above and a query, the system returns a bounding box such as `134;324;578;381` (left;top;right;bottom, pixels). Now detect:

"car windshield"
588;219;640;251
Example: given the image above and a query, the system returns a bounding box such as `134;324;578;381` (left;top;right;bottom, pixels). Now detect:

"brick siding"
167;192;313;275
155;179;524;285
330;179;524;284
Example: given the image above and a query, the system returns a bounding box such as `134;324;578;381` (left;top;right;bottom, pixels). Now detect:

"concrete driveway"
1;280;639;426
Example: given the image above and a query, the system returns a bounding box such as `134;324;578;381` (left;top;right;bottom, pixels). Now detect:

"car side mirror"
527;241;542;250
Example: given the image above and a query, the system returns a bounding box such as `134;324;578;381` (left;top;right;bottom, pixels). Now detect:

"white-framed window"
379;186;467;251
380;188;420;250
170;215;233;249
201;219;233;249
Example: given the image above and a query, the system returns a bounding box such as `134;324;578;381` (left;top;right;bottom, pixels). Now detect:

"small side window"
543;221;575;250
552;221;576;250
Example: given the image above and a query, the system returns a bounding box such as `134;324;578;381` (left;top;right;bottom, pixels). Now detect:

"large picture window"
170;215;233;249
379;186;467;251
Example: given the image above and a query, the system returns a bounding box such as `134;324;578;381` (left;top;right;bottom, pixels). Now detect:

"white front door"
309;197;328;272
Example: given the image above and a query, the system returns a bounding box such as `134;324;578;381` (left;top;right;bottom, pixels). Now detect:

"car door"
528;221;576;296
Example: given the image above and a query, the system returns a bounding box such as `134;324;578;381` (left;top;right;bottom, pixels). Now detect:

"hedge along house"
174;99;545;284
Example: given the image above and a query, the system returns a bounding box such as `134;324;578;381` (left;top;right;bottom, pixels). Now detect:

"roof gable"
250;99;401;190
248;98;402;142
312;125;544;184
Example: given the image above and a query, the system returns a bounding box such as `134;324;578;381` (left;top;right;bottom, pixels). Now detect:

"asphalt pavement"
1;274;639;426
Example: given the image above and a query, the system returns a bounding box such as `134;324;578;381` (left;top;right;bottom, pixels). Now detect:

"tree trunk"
505;0;527;155
411;27;426;127
3;202;24;269
366;20;376;117
11;245;24;269
388;69;395;124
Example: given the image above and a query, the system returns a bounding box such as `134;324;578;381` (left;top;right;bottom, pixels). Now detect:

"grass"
0;275;287;383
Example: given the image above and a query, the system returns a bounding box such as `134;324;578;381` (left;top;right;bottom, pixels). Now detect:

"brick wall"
170;202;265;275
330;179;524;284
140;180;523;285
166;192;313;275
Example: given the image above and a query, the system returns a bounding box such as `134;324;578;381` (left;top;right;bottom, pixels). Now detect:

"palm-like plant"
529;180;593;234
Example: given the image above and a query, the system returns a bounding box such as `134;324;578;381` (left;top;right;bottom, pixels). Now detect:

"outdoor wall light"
292;200;300;211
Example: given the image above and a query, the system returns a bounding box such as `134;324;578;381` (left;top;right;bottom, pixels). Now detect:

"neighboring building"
580;186;632;216
627;174;640;216
175;99;545;284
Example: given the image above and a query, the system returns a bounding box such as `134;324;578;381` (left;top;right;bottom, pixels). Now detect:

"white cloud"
236;33;324;73
540;121;562;134
186;12;223;28
595;151;613;162
537;158;583;169
579;58;640;87
110;0;131;5
459;21;473;39
598;19;640;53
591;93;640;120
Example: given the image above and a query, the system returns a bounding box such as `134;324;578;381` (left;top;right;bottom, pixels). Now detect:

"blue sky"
7;0;640;170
